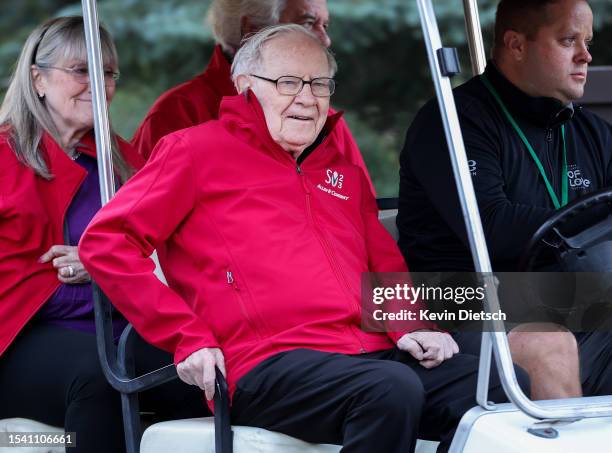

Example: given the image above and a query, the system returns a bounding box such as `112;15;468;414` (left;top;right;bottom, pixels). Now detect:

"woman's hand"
39;245;91;284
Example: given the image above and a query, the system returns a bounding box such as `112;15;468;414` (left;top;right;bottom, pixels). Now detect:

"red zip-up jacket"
80;92;432;397
0;131;143;357
131;45;375;194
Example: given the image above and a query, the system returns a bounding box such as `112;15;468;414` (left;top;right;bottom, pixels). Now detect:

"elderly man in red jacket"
81;25;523;453
131;0;374;193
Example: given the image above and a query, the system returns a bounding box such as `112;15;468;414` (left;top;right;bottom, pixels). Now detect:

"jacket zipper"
226;268;261;340
296;165;367;353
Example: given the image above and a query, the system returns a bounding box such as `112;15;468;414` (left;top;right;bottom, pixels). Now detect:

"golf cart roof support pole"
416;0;612;420
462;0;487;75
81;0;115;206
461;0;493;409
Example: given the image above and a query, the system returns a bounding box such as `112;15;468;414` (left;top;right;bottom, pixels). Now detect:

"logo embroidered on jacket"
468;160;477;176
567;164;591;189
325;169;344;188
319;169;349;200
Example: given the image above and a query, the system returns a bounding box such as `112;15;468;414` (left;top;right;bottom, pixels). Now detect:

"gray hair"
207;0;288;55
0;16;132;181
231;24;337;81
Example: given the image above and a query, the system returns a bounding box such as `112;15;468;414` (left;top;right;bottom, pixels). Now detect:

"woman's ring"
67;265;75;277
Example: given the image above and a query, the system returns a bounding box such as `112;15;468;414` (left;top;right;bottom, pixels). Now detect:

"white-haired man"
131;0;373;193
81;25;527;452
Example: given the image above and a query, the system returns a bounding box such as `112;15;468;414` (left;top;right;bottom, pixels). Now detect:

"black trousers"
0;323;210;453
576;332;612;395
231;348;530;453
454;331;612;396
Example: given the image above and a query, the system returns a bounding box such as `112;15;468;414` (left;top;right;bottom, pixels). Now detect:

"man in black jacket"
398;0;612;400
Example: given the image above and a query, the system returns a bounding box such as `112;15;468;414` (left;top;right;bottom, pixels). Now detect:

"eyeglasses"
36;65;120;86
250;74;335;97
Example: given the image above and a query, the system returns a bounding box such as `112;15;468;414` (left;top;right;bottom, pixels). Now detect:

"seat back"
378;208;399;241
377;197;399;241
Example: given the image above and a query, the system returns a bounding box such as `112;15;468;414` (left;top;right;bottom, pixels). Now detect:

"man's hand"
39;245;91;284
397;331;459;369
176;348;226;400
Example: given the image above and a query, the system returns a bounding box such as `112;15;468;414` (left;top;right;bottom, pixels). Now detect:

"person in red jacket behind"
131;0;375;194
0;17;208;453
80;25;524;452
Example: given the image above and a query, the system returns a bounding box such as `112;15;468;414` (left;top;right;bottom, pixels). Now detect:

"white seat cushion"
141;417;438;453
141;418;339;453
0;418;64;453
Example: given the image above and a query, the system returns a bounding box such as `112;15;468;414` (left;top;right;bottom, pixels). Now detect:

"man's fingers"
421;345;439;359
399;336;424;360
410;332;458;367
202;356;216;401
176;347;225;399
434;343;444;363
437;336;451;360
176;363;197;386
419;358;441;369
215;352;227;378
445;335;459;358
450;336;460;354
443;342;454;360
419;342;443;368
417;337;440;359
438;334;458;359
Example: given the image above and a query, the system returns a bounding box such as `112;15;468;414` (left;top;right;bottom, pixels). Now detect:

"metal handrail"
416;0;612;420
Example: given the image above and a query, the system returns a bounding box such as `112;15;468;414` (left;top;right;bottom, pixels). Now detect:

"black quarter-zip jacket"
398;63;612;272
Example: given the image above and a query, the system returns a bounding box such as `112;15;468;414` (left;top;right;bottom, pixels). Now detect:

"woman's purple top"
37;151;127;338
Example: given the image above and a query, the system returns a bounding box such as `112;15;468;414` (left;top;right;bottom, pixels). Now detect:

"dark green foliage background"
2;0;611;196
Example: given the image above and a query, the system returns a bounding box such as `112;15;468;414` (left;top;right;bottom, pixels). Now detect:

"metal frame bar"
462;0;487;75
416;0;612;420
81;0;115;206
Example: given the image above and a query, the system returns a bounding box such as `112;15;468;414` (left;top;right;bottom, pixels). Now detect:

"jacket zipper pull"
296;165;311;194
546;128;553;142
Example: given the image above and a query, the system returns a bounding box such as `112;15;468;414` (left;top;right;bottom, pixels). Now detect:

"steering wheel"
519;188;612;272
516;188;612;329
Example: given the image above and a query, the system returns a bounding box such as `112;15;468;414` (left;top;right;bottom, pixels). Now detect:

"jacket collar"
218;89;343;165
41;130;98;163
483;62;574;129
205;45;238;99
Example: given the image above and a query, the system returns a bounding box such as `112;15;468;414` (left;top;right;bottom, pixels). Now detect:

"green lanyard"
480;74;568;209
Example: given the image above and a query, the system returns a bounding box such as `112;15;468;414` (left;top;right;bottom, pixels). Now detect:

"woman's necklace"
66;146;82;161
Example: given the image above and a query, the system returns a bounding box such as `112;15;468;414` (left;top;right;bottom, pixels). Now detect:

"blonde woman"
0;16;139;453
